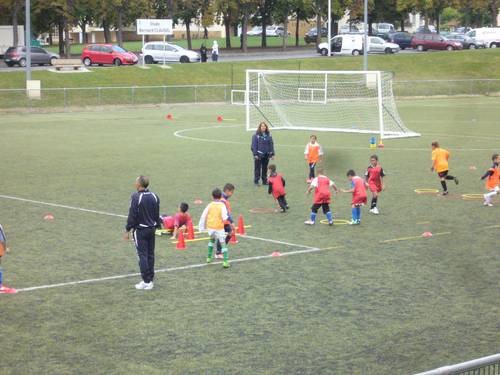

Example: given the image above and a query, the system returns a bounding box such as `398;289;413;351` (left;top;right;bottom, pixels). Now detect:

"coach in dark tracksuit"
125;175;161;290
251;122;275;185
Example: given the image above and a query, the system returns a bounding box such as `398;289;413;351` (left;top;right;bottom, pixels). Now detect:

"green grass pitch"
0;97;499;374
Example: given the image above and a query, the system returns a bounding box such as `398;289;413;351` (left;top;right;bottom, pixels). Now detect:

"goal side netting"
245;70;420;139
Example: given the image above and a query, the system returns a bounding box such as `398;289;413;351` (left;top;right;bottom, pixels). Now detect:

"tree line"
0;0;498;56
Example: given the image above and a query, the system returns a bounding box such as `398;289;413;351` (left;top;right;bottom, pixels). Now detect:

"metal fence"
0;79;499;110
414;353;500;375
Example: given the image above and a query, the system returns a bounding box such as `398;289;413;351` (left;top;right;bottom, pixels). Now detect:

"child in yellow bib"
199;188;230;268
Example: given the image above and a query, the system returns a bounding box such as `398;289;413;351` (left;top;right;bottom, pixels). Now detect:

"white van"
318;34;364;56
466;28;500;48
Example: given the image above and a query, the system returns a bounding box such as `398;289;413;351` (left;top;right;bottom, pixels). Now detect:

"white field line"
239;234;314;249
173;126;498;152
0;194;127;218
15;245;337;293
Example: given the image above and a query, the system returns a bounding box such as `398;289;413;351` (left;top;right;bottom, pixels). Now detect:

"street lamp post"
25;0;31;81
363;0;368;70
327;0;332;57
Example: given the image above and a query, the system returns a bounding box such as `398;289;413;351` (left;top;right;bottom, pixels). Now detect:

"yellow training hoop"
414;188;439;194
461;193;484;200
320;219;350;225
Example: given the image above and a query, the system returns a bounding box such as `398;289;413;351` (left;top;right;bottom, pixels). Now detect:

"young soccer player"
481;153;500;207
431;141;459;195
342;170;367;225
161;202;192;239
304;135;324;183
0;224;16;294
216;183;235;259
365;155;385;215
267;164;288;212
305;168;338;225
199;188;230;268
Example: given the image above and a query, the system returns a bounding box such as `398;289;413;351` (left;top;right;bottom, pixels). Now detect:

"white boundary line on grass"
173;126;499;152
0;194;127;218
16;245;331;293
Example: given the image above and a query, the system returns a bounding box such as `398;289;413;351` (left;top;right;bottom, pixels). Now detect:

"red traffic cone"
271;251;282;257
44;214;54;220
166;113;173;120
237;215;246;235
229;225;238;244
176;230;187;250
422;232;433;238
217;115;223;123
186;221;195;240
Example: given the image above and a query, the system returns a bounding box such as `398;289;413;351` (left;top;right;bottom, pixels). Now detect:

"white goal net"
245;69;420;139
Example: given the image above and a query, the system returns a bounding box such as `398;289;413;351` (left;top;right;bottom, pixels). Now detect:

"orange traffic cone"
217;115;223;123
186;221;195;240
237;215;246;235
166;113;173;120
229;225;238;244
176;230;187;250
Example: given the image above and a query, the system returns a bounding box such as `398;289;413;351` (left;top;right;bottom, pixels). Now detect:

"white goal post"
245;69;420;139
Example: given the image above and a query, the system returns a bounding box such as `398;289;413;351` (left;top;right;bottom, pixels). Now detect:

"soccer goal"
245;69;420;139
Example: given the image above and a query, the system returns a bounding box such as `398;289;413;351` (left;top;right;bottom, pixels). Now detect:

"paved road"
0;47;418;72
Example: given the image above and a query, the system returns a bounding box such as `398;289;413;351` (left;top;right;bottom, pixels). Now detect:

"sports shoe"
143;282;154;290
371;207;379;215
222;261;230;268
135;281;147;290
328;221;333;226
215;254;223;259
206;257;213;263
484;201;493;207
454;177;459;185
306;179;312;184
349;219;360;225
441;191;449;196
304;220;315;225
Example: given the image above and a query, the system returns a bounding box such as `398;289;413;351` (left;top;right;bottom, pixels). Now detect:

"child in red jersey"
267;164;288;212
342;170;367;225
0;224;16;294
305;168;338;225
365;155;385;215
216;183;235;258
161;202;192;239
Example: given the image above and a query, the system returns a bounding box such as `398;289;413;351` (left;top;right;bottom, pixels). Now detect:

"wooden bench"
53;59;84;71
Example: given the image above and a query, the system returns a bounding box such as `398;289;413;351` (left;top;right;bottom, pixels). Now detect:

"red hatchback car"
81;44;138;66
411;33;463;51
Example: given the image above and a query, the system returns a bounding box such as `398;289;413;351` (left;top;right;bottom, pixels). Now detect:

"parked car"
247;26;262;36
446;33;485;49
411;33;463;51
388;31;413;49
368;36;400;54
141;42;200;64
304;27;328;44
266;25;288;37
375;23;395;35
416;25;437;33
466;28;500;48
339;24;362;34
81;44;138;66
3;46;59;67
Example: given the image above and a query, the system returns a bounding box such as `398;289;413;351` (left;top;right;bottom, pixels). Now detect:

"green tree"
214;0;238;48
292;0;314;46
175;0;202;50
237;0;259;51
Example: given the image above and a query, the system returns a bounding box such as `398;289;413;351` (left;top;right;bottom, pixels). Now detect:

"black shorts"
438;170;449;178
311;203;330;214
224;223;232;233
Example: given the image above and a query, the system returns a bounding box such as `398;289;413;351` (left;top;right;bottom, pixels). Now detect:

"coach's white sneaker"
135;281;147;290
143;282;154;290
371;207;379;215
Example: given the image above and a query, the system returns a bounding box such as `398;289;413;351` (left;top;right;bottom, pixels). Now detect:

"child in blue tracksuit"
0;224;16;294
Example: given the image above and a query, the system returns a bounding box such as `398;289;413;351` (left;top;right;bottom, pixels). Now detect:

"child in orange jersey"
199;188;230;268
304;135;324;183
481;153;500;207
431;141;459;195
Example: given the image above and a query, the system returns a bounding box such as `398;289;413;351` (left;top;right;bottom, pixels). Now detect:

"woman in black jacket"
251;122;275;185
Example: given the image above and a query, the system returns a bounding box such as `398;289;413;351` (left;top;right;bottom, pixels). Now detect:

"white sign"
136;19;173;35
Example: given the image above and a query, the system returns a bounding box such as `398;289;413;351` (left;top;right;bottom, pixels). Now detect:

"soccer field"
0;97;499;374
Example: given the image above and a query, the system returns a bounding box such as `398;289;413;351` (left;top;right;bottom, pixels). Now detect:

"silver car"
3;46;59;67
141;42;200;64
